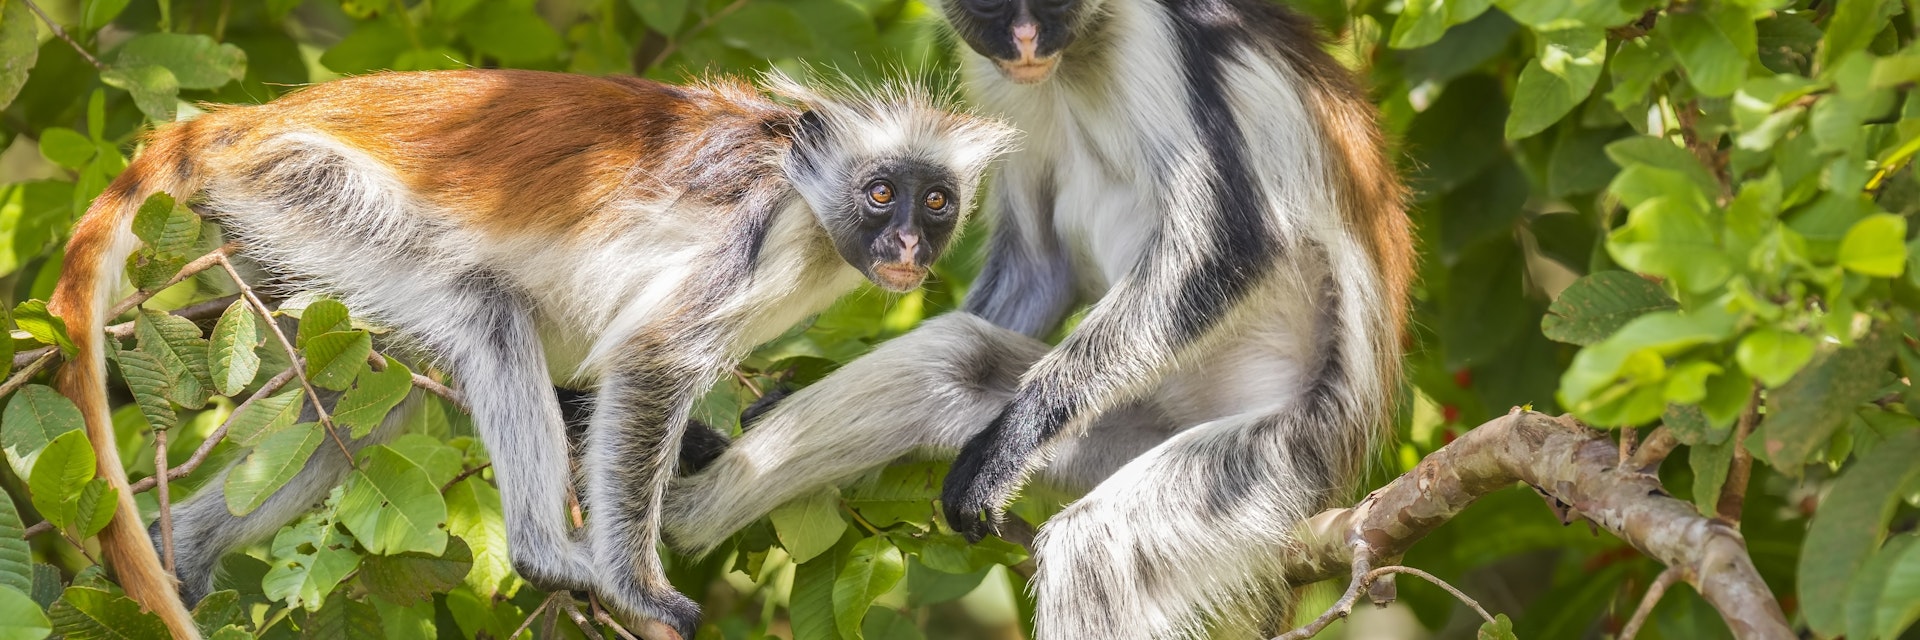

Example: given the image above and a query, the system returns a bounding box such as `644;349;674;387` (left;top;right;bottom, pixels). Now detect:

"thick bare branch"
1281;410;1790;640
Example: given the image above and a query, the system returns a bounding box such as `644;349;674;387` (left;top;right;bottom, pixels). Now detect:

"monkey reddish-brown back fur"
51;69;1014;638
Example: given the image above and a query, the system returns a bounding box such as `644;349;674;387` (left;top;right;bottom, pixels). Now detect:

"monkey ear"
771;110;828;142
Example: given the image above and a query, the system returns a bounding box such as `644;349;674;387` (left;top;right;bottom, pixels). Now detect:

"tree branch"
1278;410;1791;640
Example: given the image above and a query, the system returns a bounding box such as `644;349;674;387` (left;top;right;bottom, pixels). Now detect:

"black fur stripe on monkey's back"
558;386;732;474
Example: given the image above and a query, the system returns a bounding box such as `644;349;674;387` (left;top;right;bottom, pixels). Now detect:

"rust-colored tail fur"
49;123;204;640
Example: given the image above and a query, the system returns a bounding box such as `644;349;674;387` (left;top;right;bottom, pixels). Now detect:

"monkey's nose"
896;230;920;259
1013;22;1039;60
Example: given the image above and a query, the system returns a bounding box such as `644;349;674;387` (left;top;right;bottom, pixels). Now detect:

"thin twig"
215;256;357;470
127;367;299;493
1715;385;1763;525
108;245;239;318
731;369;763;398
1364;566;1494;626
510;591;567;639
1629;426;1679;473
57;529;100;564
407;371;466;412
154;426;175;572
440;463;492;493
557;596;601;637
0;349;59;399
1274;545;1375;640
643;0;750;70
590;594;644;640
19;0;106;70
1621;567;1684;640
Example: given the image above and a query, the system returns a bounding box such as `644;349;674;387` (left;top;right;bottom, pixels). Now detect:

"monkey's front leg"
582;356;711;639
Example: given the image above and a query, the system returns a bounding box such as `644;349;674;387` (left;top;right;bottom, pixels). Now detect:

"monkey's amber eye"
926;190;949;210
868;182;894;205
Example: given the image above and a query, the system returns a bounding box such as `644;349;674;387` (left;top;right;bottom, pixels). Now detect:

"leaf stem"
214;255;358;470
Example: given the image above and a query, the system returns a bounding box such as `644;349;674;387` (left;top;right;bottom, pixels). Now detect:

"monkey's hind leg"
159;393;412;604
663;313;1047;554
1030;408;1348;640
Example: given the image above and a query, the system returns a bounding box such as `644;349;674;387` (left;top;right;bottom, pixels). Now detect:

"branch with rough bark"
1276;409;1791;640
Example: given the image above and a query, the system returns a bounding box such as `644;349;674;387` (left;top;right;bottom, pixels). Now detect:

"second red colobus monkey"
51;69;1014;639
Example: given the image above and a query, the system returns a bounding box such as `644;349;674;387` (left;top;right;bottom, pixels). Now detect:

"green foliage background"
0;0;1919;638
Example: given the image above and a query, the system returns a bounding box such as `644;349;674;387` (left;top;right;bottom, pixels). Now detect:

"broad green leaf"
124;201;201;291
1607;196;1733;293
135;308;212;408
0;0;39;111
835;536;906;639
207;300;262;396
1389;0;1492;49
129;193;176;245
190;590;243;637
80;0;133;30
1821;0;1902;68
1478;613;1518;640
444;476;512;596
1735;329;1816;387
0;586;50;640
1689;437;1733;514
261;513;361;610
1604;136;1722;196
226;386;305;445
12;301;75;356
861;606;924;640
338;446;448;556
112;33;246;90
295;299;351;346
1665;8;1755;97
1606;37;1673;113
37;128;94;169
224;422;325;516
206;626;249;640
772;489;848;563
112;345;178;431
356;537;472;607
1541;271;1678;345
629;0;689;33
2;385;84;477
335;356;413;439
29;430;96;529
1798;429;1920;636
715;4;814;59
460;3;563;64
1760;331;1894;468
1837;214;1908;277
1492;0;1641;31
303;330;372;391
319;20;406;74
792;542;848;640
906;562;990;606
1506;28;1605;140
1846;534;1918;640
71;478;115;538
0;494;31;594
1876;538;1920;639
47;587;168;640
101;65;180;122
384;434;461;487
1559;307;1739;419
301;590;382;638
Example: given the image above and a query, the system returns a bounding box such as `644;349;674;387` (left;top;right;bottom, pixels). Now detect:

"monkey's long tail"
49;121;210;640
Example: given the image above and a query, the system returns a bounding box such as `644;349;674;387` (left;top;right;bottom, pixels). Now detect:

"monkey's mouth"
995;56;1059;84
870;263;927;292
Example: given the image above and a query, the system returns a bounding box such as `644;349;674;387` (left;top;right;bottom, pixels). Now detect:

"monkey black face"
830;159;962;292
944;0;1080;84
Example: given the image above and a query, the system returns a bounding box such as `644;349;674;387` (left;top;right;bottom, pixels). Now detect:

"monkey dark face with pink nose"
944;0;1083;84
830;158;962;292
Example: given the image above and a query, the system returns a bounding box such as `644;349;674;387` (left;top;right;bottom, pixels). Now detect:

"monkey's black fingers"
738;384;793;430
676;419;731;475
942;424;1022;543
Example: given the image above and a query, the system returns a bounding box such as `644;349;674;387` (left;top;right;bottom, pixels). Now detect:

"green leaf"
206;626;248;640
2;385;84;477
1492;0;1640;30
1666;8;1755;97
1542;272;1678;346
861;606;924;640
47;587;168;640
0;497;32;595
111;346;178;431
357;537;472;607
319;20;406;74
792;542;849;640
190;590;243;637
1506;28;1606;140
129;193;176;245
1389;0;1493;49
71;478;116;538
207;300;261;396
1606;37;1673;113
383;434;461;487
1876;538;1920;639
1821;0;1901;68
261;513;361;611
628;0;689;33
301;590;382;638
112;33;246;90
81;0;133;30
1477;613;1518;640
124;200;201;291
1759;331;1894;468
772;490;848;564
1604;136;1722;197
835;536;906;639
295;299;351;346
1735;329;1817;387
715;4;814;59
303;330;371;392
1837;214;1908;277
1798;429;1920;636
335;357;412;439
13;301;75;357
101;65;180;122
338;446;449;556
1559;307;1739;421
224;422;325;516
1606;196;1733;293
0;0;39;112
460;3;563;64
227;387;305;447
444;476;512;597
29;430;96;530
1689;437;1733;514
0;586;50;640
135;308;212;409
37;128;95;169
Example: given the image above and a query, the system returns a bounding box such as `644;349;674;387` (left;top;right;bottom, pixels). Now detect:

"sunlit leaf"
224;422;324;516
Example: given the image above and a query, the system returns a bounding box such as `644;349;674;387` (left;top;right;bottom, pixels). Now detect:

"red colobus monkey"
666;0;1413;637
51;69;1014;639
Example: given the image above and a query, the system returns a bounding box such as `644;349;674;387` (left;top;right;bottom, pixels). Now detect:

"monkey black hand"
942;401;1050;542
